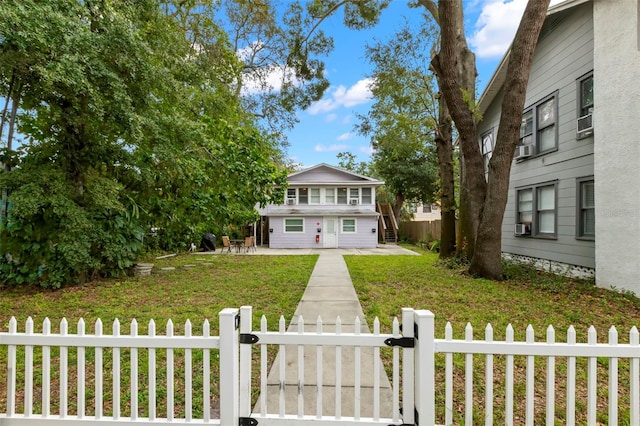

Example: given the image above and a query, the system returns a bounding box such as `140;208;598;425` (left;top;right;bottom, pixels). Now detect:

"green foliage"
356;23;440;208
0;1;288;287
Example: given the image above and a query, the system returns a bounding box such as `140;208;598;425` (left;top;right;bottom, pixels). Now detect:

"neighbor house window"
361;187;372;204
325;188;336;204
516;182;557;238
519;93;557;157
341;218;356;233
298;187;308;205
481;130;494;179
579;74;594;117
536;185;556;235
577;73;594;138
349;188;359;203
310;188;321;204
337;187;348;204
577;178;595;239
284;218;304;233
422;204;432;213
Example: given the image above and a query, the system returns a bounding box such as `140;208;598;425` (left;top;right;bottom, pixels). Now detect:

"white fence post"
414;310;435;426
239;306;253;418
402;308;416;424
219;308;240;426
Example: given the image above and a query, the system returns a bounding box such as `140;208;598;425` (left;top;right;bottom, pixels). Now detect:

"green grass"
345;247;640;425
0;254;317;419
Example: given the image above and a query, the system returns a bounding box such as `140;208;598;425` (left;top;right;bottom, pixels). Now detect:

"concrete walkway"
253;251;412;418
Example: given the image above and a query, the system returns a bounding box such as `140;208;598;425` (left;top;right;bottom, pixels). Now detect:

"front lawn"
0;254;317;418
345;249;640;425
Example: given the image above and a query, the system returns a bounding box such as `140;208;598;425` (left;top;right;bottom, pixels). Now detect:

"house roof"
477;0;592;116
287;163;385;186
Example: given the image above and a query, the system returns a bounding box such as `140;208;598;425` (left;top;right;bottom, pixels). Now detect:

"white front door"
323;218;338;248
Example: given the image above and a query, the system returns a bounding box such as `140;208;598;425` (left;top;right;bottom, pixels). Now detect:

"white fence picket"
608;326;618;426
485;324;493;426
465;323;473;426
631;326;639;424
112;319;120;420
316;315;323;419
354;316;361;421
546;325;556;425
166;320;175;421
24;317;33;417
95;318;103;419
335;316;342;420
526;325;534;426
297;316;304;418
566;325;576;426
42;318;51;417
587;326;597;425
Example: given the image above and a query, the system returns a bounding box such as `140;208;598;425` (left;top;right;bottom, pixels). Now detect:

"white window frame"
341;218;357;233
337;187;348;205
325;188;336;205
309;188;321;204
286;188;296;203
361;187;372;204
284;218;304;233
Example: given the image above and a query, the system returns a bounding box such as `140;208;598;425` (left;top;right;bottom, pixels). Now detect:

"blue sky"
283;0;563;168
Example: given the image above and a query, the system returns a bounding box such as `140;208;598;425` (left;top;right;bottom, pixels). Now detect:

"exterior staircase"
376;202;398;244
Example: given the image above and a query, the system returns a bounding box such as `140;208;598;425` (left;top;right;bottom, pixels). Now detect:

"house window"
577;178;595;239
577;73;594;138
579;74;594;117
325;188;336;204
284;218;304;233
341;218;356;233
361;187;372;204
516;182;557;238
298;188;308;205
519;110;533;146
519;94;557;157
349;188;359;203
481;131;494;179
337;187;348;204
422;204;432;213
286;188;296;203
310;188;321;204
536;185;556;235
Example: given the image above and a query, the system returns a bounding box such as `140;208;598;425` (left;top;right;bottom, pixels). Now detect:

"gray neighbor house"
477;0;640;295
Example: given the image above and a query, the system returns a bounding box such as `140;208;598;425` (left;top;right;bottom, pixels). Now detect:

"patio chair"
244;236;255;253
221;235;232;254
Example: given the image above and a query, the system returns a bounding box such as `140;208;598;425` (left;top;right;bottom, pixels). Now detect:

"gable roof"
477;0;591;116
287;163;384;186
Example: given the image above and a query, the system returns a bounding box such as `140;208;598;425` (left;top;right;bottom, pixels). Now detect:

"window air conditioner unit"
349;199;359;205
577;113;593;138
515;223;531;235
515;144;533;160
286;199;295;205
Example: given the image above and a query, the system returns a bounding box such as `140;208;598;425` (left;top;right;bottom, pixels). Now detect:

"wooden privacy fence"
1;307;639;425
399;220;442;243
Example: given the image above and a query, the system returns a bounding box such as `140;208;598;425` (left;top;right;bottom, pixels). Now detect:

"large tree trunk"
431;0;485;260
393;192;404;225
433;91;456;258
469;0;551;278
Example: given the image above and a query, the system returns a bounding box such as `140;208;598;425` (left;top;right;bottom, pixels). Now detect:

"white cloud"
469;0;565;59
314;144;349;152
308;78;375;115
336;132;354;141
325;113;338;123
359;145;375;155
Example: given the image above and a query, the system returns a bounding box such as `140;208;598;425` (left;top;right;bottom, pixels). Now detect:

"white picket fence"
1;307;639;425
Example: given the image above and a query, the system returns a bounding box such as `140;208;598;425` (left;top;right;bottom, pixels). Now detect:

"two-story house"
257;163;384;249
477;0;640;294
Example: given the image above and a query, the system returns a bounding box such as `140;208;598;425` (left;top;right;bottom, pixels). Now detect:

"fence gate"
237;306;435;426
